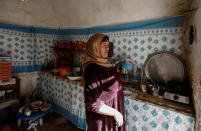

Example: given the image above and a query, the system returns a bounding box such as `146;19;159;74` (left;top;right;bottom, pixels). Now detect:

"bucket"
59;66;71;77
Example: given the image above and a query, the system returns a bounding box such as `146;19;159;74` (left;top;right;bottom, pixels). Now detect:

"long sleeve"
84;63;125;131
84;65;102;112
84;64;119;112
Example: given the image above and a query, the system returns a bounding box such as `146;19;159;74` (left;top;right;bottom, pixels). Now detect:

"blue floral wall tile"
124;98;195;131
0;16;183;74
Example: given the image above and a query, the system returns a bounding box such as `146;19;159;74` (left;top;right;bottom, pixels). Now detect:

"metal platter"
143;52;185;85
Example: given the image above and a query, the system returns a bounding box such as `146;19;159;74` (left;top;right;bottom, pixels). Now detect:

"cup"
152;88;158;96
141;84;147;92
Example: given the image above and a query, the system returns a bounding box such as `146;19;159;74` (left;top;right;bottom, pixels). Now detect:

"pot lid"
143;52;185;85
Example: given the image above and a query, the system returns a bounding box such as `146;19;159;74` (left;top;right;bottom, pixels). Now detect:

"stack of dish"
50;68;60;75
31;100;44;112
40;102;51;112
123;90;133;96
67;74;82;81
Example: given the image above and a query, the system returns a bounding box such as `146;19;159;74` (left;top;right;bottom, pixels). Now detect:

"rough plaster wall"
0;0;60;28
0;0;189;28
50;0;189;28
182;0;201;130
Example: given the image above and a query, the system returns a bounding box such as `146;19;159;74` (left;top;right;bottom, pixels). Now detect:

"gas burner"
164;91;190;104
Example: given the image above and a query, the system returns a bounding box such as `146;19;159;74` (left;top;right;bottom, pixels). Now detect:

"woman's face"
100;41;109;58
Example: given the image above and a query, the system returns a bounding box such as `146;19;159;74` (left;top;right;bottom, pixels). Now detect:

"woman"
83;33;125;131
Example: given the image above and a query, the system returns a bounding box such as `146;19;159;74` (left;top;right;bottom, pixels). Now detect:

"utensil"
123;90;133;96
40;102;51;112
72;67;82;76
50;68;60;75
143;52;185;96
19;106;25;113
67;75;82;81
152;87;159;96
141;84;147;92
24;107;31;116
31;100;44;110
143;52;185;85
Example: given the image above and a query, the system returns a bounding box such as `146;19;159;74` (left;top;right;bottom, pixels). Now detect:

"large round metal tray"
143;52;185;85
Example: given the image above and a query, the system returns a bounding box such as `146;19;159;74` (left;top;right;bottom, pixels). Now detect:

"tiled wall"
72;27;182;67
0;15;184;96
0;16;183;73
0;28;58;73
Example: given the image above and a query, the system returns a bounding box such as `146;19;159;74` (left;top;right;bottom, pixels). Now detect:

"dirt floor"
8;112;84;131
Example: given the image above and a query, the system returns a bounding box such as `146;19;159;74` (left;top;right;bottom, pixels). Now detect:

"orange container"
59;66;71;77
0;68;11;72
0;62;12;79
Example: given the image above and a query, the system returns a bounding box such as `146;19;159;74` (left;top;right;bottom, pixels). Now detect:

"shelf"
0;84;15;90
0;99;18;110
0;77;20;100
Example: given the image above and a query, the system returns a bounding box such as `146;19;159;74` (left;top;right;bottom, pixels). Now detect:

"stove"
164;91;190;104
163;82;190;104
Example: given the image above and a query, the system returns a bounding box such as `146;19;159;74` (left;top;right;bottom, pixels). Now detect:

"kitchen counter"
40;71;195;131
45;71;194;116
122;85;194;117
137;92;194;116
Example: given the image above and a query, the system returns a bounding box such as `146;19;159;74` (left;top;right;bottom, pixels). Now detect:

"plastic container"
59;66;71;77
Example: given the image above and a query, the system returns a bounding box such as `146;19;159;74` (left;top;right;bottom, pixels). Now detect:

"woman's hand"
113;110;123;127
97;101;123;127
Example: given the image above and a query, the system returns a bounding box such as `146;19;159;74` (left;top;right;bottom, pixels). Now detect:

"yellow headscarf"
82;33;112;86
82;33;112;69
